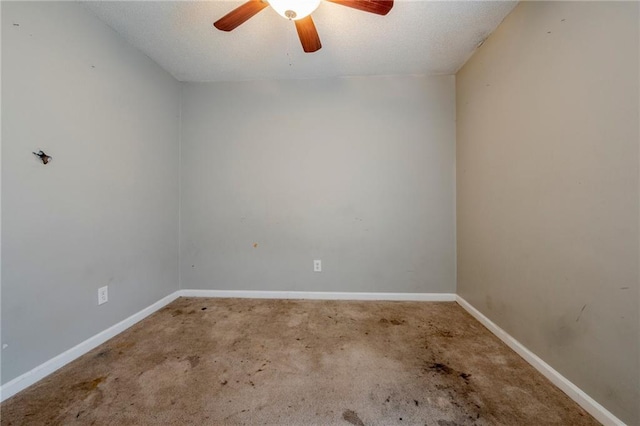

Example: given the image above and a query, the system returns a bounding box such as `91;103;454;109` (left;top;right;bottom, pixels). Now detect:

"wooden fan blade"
214;0;269;31
294;16;322;53
326;0;393;15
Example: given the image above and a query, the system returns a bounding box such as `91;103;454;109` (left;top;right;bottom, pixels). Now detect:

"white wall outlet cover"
314;260;322;272
98;286;108;305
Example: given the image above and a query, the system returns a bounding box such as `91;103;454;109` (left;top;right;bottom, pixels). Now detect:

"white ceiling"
82;1;517;82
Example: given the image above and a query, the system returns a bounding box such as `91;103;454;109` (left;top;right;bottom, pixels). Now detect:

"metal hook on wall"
33;150;52;165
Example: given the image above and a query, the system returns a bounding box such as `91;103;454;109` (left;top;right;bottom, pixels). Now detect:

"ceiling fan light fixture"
268;0;321;20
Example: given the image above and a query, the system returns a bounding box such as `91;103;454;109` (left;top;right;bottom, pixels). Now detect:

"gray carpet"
1;297;598;425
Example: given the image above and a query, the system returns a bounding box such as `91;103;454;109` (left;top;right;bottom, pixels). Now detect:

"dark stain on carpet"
379;318;405;325
343;409;365;426
429;363;454;375
437;420;460;426
95;349;110;358
187;355;200;368
72;376;106;392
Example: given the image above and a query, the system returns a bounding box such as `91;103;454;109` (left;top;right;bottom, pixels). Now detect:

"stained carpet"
1;297;598;425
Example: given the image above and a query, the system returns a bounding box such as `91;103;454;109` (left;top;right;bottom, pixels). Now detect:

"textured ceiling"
82;1;517;82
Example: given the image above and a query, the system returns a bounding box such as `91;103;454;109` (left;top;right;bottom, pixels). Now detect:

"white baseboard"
0;291;180;402
455;295;625;426
178;289;457;302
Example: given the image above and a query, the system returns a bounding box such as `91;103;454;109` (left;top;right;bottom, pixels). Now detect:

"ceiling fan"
213;0;394;53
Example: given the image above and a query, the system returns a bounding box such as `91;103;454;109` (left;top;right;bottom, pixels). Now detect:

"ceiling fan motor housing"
214;0;394;53
269;0;321;20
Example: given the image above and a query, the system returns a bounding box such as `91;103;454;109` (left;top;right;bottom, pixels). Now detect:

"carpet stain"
343;409;365;426
379;318;405;325
94;349;110;359
187;355;200;368
116;340;135;348
72;376;106;392
429;363;454;375
426;361;486;423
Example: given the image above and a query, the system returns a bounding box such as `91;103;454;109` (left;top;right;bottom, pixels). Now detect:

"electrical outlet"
314;259;322;272
98;286;108;305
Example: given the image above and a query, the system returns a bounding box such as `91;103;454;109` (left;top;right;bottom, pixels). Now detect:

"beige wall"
456;2;639;424
180;76;456;294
